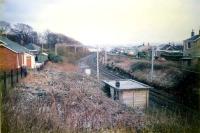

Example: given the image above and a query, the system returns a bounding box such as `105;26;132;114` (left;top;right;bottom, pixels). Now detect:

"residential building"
183;29;200;66
0;36;35;70
155;43;183;60
183;30;200;57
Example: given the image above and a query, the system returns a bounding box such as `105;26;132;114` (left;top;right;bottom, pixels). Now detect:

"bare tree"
0;21;11;36
12;23;34;45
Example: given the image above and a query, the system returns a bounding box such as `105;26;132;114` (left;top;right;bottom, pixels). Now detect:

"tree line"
0;21;82;49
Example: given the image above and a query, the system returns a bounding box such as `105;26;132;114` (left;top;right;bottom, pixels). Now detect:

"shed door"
26;56;31;68
133;91;147;108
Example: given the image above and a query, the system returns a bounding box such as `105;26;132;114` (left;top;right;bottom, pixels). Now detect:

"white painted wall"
23;53;36;69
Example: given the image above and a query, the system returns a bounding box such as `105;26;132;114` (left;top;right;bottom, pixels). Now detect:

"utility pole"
150;46;154;82
97;46;100;81
104;49;107;64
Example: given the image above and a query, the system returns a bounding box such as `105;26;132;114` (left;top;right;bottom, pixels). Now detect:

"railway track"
79;54;200;114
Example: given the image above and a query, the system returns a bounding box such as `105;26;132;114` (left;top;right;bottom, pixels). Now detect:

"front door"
26;56;31;68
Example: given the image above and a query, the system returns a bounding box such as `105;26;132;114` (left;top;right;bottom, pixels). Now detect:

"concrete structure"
103;79;151;109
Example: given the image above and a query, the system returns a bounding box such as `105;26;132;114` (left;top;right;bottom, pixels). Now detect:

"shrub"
131;62;166;72
131;62;150;71
48;53;63;63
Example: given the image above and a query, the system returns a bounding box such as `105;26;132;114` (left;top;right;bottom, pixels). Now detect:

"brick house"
0;36;35;71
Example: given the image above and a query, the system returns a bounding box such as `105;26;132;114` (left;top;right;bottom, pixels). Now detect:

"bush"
131;62;166;72
131;62;150;71
48;53;63;63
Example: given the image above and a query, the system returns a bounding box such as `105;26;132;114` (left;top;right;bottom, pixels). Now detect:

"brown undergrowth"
2;63;143;133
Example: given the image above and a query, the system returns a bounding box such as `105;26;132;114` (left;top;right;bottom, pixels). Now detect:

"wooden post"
11;70;13;87
16;69;19;83
20;67;23;78
97;46;99;81
4;72;7;89
150;47;154;82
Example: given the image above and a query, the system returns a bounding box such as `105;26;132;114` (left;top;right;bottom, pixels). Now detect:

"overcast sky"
0;0;200;46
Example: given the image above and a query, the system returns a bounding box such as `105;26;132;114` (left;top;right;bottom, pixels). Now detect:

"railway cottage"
0;36;35;70
103;79;150;109
182;29;200;66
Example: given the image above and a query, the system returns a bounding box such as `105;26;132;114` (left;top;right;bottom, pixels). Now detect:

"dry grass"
2;63;143;133
46;61;78;72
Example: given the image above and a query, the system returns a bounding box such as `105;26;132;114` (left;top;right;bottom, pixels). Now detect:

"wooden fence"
0;67;28;96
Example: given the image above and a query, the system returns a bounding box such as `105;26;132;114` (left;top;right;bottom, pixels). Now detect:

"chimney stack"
191;29;195;37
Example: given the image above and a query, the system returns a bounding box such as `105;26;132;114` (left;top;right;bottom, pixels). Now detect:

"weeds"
142;106;200;133
1;65;142;132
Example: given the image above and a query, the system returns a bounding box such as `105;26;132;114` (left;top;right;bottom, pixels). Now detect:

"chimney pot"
115;81;120;87
191;29;195;37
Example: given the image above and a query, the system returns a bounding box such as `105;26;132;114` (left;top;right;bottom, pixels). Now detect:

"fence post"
4;72;7;89
11;70;13;87
20;67;23;78
16;69;19;82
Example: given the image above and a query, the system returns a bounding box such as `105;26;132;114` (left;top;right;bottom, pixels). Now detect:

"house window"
188;42;191;49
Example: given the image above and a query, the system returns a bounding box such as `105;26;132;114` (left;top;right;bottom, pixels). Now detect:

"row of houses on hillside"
0;36;48;71
110;44;151;58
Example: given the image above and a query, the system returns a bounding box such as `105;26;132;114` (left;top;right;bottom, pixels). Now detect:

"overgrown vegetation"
57;46;90;64
48;53;63;63
1;64;142;132
131;62;167;72
142;106;200;133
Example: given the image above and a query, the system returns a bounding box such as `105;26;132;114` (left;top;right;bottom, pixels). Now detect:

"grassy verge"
142;106;200;133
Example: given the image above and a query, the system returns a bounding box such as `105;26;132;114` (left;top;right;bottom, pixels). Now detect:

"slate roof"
185;35;200;41
0;36;30;53
25;43;41;51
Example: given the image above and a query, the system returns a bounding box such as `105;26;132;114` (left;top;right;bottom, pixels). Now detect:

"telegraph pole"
150;46;154;82
96;46;100;81
104;49;107;64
